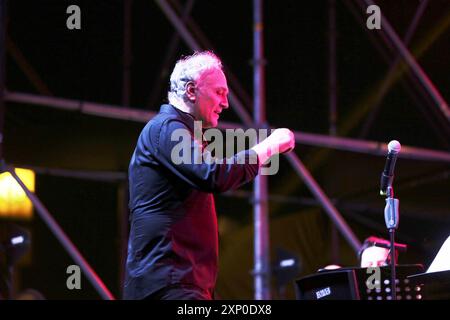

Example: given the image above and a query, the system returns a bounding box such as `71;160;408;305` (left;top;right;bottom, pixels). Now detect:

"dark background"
1;0;449;299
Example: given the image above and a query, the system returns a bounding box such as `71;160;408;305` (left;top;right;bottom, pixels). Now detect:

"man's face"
190;68;229;128
360;246;390;268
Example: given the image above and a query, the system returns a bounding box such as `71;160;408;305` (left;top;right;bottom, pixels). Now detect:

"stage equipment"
408;236;450;299
295;264;424;300
380;140;401;299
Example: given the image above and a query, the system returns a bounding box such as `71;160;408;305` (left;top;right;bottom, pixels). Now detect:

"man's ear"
185;81;196;102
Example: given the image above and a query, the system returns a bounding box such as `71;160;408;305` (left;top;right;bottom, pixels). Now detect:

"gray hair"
168;51;223;105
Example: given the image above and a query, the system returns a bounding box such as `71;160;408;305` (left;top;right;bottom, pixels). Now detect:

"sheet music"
427;236;450;273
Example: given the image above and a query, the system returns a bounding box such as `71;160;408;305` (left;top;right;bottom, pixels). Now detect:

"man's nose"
221;95;229;109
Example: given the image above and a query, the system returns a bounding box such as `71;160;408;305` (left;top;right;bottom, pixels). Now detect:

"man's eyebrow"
217;87;229;93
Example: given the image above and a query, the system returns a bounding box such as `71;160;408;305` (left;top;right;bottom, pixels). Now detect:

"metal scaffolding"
4;165;115;300
358;0;450;123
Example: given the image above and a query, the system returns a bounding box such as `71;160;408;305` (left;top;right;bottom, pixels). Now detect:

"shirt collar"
160;104;196;132
160;104;195;119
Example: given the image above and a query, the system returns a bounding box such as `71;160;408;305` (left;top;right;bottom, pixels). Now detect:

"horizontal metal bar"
294;131;450;162
12;164;127;182
6;91;450;163
5;91;157;122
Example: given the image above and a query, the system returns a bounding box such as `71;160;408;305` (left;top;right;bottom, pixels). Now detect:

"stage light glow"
0;168;35;220
11;235;25;245
280;259;295;267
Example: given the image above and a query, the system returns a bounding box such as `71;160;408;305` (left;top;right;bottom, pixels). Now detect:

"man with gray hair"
124;51;294;300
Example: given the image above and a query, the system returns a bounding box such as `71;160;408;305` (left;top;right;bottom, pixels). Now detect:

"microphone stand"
384;185;399;300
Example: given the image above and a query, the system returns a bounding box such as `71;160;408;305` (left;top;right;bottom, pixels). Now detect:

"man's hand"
251;128;295;165
265;128;295;154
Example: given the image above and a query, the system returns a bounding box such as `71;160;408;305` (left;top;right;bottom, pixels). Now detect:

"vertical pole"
117;180;129;298
328;0;337;137
122;0;132;107
328;0;340;265
0;0;6;161
253;0;270;300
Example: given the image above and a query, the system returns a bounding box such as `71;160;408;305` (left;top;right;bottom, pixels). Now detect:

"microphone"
380;140;401;196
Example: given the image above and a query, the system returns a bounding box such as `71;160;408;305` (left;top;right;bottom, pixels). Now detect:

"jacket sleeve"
153;118;260;193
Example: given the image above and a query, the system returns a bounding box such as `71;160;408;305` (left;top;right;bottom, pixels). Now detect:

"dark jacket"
124;104;259;299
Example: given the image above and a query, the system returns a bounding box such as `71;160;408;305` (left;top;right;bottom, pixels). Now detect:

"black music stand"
408;270;450;300
294;264;424;300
